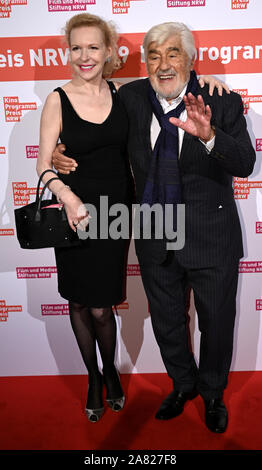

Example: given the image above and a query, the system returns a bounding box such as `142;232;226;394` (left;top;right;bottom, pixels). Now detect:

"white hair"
143;22;196;62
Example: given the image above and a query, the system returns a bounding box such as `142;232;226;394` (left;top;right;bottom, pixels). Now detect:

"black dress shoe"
155;389;198;420
204;399;228;433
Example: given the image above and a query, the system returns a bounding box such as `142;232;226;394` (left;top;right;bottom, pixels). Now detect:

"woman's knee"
90;307;112;324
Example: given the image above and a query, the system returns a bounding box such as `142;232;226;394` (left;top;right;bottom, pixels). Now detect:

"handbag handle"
35;169;62;222
36;169;58;205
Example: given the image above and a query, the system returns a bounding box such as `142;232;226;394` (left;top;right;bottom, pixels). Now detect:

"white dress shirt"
150;84;215;155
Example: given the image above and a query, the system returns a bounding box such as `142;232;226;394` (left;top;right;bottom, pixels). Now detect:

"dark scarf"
141;70;198;238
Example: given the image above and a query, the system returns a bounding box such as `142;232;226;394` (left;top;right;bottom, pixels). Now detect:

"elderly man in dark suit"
52;22;255;433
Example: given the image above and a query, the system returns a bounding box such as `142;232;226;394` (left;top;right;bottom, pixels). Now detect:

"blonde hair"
64;13;121;77
143;22;196;62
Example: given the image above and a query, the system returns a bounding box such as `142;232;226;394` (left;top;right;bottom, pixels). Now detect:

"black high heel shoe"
106;395;125;412
103;368;125;412
85;405;104;423
85;373;104;423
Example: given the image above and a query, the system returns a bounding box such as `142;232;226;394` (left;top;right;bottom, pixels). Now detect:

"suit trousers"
139;251;239;400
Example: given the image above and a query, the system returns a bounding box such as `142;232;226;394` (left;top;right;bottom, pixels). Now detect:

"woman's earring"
106;56;111;63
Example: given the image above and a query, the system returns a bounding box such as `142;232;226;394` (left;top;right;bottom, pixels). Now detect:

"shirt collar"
156;83;188;113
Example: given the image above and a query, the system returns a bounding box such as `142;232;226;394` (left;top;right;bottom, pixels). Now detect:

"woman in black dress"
37;13;133;423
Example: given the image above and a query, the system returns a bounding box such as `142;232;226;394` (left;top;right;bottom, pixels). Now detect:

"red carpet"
0;372;261;452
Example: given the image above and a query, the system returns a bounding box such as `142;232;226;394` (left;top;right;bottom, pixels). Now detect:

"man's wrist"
201;125;216;143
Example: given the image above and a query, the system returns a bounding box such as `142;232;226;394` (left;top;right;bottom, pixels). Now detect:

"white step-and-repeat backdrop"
0;0;261;377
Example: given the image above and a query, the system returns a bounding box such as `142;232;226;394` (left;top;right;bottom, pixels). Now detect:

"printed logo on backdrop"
12;182;37;206
0;29;261;81
47;0;96;12
231;0;250;10
167;0;205;8
0;300;22;323
36;264;141;279
112;0;145;15
256;299;262;311
0;0;27;19
116;302;129;310
256;222;262;234
127;264;140;276
0;228;14;236
42;304;69;315
3;97;37;122
233;89;262;115
16;267;57;278
193;31;262;75
26;146;38;158
256;139;262;152
233;177;262;199
41;301;128;315
239;261;262;273
0;146;6;154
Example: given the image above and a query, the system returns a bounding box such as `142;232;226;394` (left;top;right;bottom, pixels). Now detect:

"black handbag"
14;169;80;249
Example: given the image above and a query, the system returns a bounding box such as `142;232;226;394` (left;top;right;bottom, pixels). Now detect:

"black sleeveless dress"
54;82;133;307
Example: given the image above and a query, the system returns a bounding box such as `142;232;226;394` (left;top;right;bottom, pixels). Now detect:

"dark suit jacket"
119;78;256;268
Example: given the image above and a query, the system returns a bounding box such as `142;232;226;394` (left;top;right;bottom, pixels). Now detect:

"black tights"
69;301;123;409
